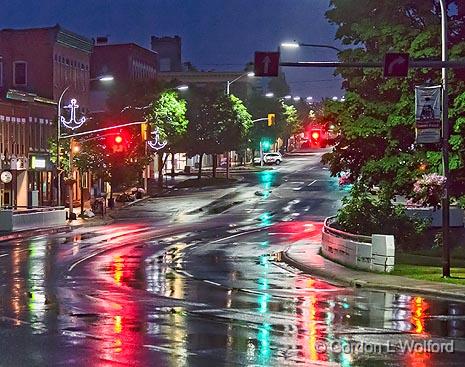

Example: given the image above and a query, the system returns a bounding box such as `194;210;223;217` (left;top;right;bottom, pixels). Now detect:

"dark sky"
1;0;343;100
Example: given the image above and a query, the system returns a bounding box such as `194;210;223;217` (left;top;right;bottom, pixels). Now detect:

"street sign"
254;52;280;77
384;53;409;77
415;85;442;144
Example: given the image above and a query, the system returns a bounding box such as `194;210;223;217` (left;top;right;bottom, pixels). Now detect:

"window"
13;61;27;86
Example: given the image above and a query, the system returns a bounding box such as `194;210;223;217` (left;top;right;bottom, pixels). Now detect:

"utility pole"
439;0;451;277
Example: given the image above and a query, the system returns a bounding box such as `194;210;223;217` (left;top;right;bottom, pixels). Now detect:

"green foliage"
335;185;429;250
323;0;465;199
147;90;188;150
186;89;252;156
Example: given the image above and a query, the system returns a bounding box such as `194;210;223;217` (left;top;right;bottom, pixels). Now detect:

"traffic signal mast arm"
280;60;465;69
59;120;147;140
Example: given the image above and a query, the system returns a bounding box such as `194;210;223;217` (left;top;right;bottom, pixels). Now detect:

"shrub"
335;185;429;250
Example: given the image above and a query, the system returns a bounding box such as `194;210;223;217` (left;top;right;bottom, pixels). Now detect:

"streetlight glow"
332;96;339;101
293;96;301;101
247;72;255;77
284;95;292;100
265;92;274;98
281;42;300;48
98;75;114;82
176;85;189;91
306;96;313;101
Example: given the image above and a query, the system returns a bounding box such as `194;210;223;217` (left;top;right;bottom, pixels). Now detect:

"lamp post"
56;75;113;213
224;72;254;177
226;71;254;95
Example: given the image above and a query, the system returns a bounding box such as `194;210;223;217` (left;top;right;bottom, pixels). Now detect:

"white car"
254;152;283;165
264;152;283;165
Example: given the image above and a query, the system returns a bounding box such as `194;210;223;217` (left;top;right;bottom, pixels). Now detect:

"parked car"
254;152;283;165
264;152;283;165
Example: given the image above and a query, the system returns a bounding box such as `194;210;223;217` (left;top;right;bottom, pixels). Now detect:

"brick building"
89;42;158;112
0;25;93;208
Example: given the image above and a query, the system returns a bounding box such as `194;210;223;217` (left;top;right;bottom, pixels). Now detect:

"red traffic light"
311;131;320;140
114;135;123;144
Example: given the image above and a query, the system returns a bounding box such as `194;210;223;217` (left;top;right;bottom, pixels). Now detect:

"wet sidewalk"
282;241;465;301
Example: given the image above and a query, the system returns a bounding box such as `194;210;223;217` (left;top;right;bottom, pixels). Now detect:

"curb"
281;247;465;302
0;225;72;243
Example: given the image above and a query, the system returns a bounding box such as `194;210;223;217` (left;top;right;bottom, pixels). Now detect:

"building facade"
89;43;158;112
0;25;93;208
151;35;182;72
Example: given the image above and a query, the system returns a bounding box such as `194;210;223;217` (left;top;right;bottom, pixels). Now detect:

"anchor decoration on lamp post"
61;99;86;130
147;129;167;151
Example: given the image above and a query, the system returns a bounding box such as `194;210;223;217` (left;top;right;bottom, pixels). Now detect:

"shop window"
13;61;27;86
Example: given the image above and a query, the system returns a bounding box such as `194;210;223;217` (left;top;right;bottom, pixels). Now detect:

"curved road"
1;153;464;366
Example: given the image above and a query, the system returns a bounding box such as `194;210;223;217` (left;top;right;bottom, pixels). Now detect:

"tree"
147;90;189;187
186;89;252;178
322;0;465;199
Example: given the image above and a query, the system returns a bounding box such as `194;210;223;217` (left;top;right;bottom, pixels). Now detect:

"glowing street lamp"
281;41;342;52
284;95;292;100
265;92;274;98
226;72;254;95
176;85;189;91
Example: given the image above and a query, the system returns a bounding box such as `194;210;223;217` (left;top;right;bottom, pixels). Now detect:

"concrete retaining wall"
406;206;464;227
0;209;67;232
322;220;395;273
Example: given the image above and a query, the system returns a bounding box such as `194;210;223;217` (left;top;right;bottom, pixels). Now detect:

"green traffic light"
261;140;271;150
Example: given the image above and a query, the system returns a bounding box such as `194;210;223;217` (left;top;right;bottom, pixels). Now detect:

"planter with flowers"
406;173;464;227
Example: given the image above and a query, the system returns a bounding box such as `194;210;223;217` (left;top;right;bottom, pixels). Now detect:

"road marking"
307;180;317;186
0;254;8;258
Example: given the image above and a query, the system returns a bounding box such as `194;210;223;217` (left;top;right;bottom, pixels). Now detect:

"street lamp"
56;74;113;208
265;92;274;98
306;96;313;102
293;96;301;102
226;71;254;95
281;41;342;53
284;95;292;100
176;85;189;91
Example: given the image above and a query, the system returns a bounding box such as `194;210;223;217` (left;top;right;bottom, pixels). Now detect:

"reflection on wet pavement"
1;156;465;366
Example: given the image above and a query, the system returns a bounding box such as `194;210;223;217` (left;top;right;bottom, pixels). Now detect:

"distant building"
151;35;182;72
89;42;158;112
91;43;158;83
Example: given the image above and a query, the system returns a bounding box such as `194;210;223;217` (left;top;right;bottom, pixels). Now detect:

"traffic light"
267;113;276;127
141;122;150;141
109;131;127;153
261;139;272;152
310;129;321;146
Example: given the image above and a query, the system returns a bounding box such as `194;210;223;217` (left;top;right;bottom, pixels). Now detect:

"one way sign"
254;52;280;77
384;52;409;77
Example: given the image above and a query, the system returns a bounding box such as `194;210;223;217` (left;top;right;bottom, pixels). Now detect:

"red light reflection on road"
270;221;323;242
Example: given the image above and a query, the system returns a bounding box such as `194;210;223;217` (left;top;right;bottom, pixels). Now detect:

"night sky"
1;0;343;99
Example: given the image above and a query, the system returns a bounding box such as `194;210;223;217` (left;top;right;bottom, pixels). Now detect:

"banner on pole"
415;85;441;144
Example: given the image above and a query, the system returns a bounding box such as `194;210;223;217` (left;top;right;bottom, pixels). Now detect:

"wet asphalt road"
1;153;465;367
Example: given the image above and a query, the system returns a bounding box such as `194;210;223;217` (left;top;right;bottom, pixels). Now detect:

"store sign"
31;156;46;169
1;171;12;184
415;85;441;144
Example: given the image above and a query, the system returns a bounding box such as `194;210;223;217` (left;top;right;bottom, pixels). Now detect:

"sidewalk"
282;242;465;301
